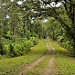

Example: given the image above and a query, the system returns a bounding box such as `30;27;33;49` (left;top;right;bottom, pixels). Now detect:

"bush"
30;37;38;45
1;37;38;58
8;44;17;57
22;41;32;53
26;30;30;40
17;38;27;42
14;43;26;56
0;43;6;55
14;40;34;56
57;36;64;42
14;37;38;56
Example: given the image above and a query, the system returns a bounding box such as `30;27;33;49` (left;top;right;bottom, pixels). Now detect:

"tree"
27;0;75;54
34;19;43;38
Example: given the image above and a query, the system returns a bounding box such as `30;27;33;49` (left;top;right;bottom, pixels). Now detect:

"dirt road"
19;40;51;75
43;41;55;75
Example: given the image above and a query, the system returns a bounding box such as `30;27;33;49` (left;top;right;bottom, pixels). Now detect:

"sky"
17;1;23;5
43;19;48;22
11;0;23;5
9;0;62;22
11;0;62;6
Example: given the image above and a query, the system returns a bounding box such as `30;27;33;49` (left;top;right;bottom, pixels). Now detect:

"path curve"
19;40;50;75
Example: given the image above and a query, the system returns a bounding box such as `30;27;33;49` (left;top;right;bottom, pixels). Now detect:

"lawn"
0;39;47;75
49;39;75;75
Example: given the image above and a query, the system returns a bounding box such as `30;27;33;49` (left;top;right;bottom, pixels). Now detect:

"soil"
19;40;51;75
43;41;55;75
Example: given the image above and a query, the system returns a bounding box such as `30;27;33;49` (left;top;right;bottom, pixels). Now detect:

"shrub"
8;44;17;57
26;30;30;40
14;43;26;56
0;43;6;55
57;36;64;42
18;38;27;42
14;37;38;56
30;37;38;45
14;40;34;56
22;41;31;53
1;37;38;58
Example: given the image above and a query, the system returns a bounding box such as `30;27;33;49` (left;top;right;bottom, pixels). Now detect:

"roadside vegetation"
0;37;38;58
0;0;75;75
49;39;75;75
45;17;74;55
0;39;47;75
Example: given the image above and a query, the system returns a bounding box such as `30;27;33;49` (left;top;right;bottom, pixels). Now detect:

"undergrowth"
0;39;47;75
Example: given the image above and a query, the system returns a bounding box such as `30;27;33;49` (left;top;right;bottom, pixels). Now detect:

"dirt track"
19;40;55;75
43;41;55;75
19;40;50;75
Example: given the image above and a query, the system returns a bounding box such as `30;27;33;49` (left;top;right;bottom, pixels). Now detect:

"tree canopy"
0;0;75;56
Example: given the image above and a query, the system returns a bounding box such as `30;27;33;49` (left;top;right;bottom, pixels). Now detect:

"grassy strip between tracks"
27;53;51;75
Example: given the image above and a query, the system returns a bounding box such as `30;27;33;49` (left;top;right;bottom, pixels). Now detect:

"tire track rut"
44;40;55;75
19;40;50;75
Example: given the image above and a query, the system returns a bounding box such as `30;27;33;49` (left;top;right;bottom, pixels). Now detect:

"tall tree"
27;0;75;54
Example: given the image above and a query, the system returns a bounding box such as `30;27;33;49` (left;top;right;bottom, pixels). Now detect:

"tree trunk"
0;33;3;55
53;30;54;40
73;39;75;55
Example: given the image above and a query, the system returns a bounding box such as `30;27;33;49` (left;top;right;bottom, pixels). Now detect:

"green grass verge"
0;39;47;75
27;54;51;75
49;39;75;75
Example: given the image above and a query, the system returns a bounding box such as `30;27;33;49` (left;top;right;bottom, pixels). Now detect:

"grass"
27;40;51;75
0;39;47;75
27;54;51;75
49;39;75;75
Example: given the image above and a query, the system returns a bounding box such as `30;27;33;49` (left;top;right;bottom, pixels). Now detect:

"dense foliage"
0;37;38;58
28;0;75;55
0;0;42;58
45;17;74;54
0;0;75;58
0;39;47;74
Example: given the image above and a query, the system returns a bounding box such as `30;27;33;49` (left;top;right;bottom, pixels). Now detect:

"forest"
0;0;75;75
